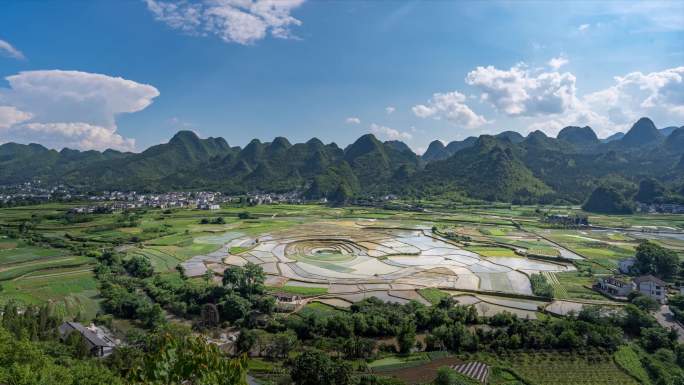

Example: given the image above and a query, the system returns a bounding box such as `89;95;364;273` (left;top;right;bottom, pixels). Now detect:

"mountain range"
1;117;683;209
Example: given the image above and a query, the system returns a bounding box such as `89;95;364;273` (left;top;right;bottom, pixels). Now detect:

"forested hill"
1;117;683;207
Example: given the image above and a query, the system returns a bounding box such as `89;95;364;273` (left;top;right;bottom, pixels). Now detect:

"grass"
479;227;508;236
296;302;345;318
0;242;67;265
266;285;328;296
0;268;100;320
229;246;250;254
419;288;451;305
555;271;606;300
367;353;430;369
467;246;518;257
0;255;92;281
614;345;652;385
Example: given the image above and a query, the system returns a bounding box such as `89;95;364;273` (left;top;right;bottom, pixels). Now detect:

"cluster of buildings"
635;202;684;214
246;192;304;205
0;182;83;204
594;274;668;303
88;190;228;209
543;214;590;227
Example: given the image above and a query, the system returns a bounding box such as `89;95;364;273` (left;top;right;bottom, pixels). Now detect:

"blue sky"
0;0;682;153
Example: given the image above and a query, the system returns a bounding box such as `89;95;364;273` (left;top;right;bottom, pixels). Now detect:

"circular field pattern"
183;221;577;312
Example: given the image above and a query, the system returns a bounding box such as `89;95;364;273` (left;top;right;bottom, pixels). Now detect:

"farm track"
0;256;78;272
19;268;94;280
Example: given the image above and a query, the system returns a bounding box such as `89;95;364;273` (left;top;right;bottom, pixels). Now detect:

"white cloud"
578;23;590;32
584;66;684;121
0;70;159;151
412;91;488;128
17;122;136;151
345;117;360;124
0;106;32;129
385;106;395;114
518;66;684;137
547;55;569;70
0;39;25;60
466;63;577;117
145;0;305;45
370;123;412;141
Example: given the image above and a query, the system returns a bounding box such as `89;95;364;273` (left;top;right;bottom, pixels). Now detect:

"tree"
635;241;679;278
219;294;251;323
582;186;634;214
641;327;675;352
65;330;91;359
223;263;265;297
622;305;655;336
635;178;666;204
397;321;416;355
290;350;353;385
631;294;659;312
223;266;245;291
269;331;298;358
530;273;554;298
200;303;220;327
138;303;165;328
330;183;353;205
129;333;246;385
236;328;257;354
243;263;266;296
124;256;154;278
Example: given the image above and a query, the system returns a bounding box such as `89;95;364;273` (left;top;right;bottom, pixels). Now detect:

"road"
654;304;684;343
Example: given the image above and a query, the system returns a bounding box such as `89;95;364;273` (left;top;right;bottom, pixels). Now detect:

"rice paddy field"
1;201;683;323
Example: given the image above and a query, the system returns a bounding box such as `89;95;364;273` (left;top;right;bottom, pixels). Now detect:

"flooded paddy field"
182;220;579;312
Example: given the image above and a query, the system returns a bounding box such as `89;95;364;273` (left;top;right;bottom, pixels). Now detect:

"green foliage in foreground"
129;333;246;385
614;345;652;385
0;301;248;385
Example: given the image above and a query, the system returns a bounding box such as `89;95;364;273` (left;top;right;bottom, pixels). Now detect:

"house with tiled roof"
634;275;668;304
58;322;117;357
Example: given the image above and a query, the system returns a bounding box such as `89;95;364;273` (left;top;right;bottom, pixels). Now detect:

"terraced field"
179;220;580;315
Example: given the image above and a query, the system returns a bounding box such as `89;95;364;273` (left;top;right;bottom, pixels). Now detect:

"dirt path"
654;305;684;343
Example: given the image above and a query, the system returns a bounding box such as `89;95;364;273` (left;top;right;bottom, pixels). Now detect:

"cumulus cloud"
0;70;160;151
385;106;395;114
0;39;25;60
145;0;305;45
584;66;684;121
370;123;412;141
466;63;577;117
9;122;136;151
547;55;569;70
412;91;488;128
520;66;684;137
0;106;32;129
345;117;360;124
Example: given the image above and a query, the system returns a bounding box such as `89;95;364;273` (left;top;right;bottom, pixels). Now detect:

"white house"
594;276;634;298
634;275;668;304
